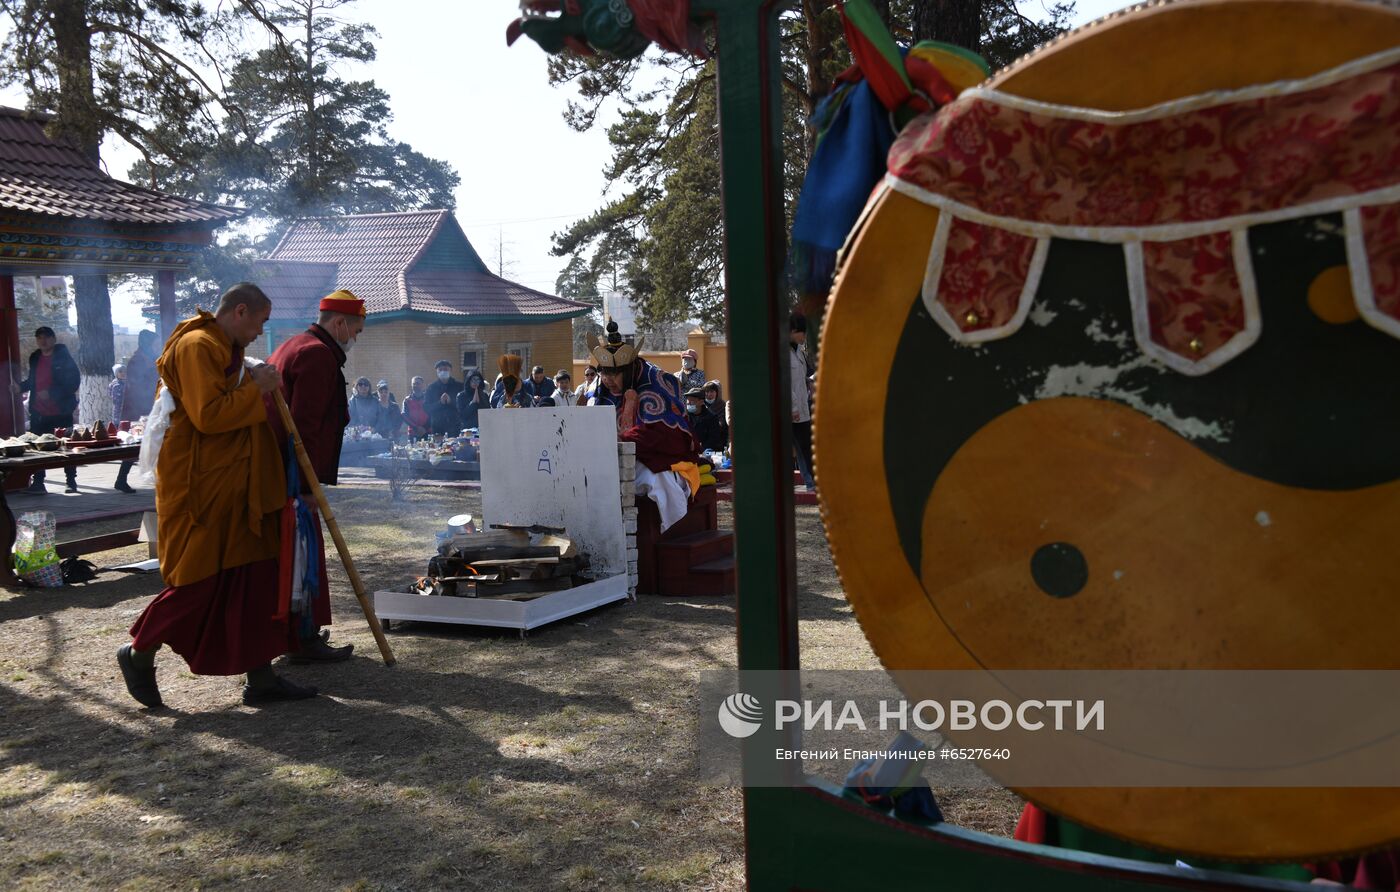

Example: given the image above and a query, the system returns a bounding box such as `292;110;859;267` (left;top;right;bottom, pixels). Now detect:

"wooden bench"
0;444;143;586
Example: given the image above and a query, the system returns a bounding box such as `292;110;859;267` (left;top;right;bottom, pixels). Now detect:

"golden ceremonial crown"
591;320;643;368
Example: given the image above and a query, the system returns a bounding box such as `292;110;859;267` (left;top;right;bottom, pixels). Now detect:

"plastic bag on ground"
14;510;63;587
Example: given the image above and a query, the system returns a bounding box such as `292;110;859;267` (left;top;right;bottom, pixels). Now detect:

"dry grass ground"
0;481;1021;890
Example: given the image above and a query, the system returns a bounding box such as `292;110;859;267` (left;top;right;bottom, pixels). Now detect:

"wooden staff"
273;389;396;667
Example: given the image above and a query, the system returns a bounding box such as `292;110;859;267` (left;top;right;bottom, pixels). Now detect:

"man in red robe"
263;290;364;663
118;283;315;708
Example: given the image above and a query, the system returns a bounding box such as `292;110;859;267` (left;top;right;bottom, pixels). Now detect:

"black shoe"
23;482;46;495
242;674;318;706
114;481;137;494
288;634;355;664
116;643;163;708
64;481;78;493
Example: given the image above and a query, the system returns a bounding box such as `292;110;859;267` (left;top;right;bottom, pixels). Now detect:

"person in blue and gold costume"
589;321;699;471
590;321;701;531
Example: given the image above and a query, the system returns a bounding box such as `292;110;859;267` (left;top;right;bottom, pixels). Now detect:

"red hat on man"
319;289;365;317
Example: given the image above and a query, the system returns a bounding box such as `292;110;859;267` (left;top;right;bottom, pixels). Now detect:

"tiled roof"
0;107;242;226
404;268;591;317
268;210;590;319
269;210;445;313
250;259;338;322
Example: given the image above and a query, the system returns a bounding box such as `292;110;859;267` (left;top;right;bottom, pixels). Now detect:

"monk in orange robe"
118;283;316;708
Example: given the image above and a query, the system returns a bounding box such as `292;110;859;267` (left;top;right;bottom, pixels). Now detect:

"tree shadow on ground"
376;596;738;670
0;686;548;890
0;564;158;624
1;647;734;891
795;583;857;622
178;663;633;725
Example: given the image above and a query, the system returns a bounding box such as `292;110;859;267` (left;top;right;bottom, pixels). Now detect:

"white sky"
0;0;1127;331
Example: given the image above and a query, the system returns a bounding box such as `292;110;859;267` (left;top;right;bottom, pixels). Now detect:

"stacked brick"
619;441;639;596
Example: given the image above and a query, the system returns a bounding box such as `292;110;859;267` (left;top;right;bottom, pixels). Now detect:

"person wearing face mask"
402;376;430;438
683;387;727;452
702;380;730;449
426;360;464;434
262;289;365;664
675;348;706;392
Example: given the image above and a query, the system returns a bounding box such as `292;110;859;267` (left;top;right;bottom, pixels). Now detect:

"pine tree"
133;0;461;311
548;0;1073;332
556;256;605;360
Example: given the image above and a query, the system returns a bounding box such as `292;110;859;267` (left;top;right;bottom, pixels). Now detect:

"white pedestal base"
373;574;630;633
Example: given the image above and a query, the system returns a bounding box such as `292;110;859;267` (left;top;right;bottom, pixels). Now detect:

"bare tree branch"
118;35;225;134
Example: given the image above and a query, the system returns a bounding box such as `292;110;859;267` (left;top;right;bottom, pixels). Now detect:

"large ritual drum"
815;0;1400;861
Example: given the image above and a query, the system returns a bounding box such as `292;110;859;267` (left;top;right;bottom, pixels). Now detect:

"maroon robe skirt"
129;558;299;675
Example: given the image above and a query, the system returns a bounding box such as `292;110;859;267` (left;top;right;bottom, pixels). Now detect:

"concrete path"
7;460;154;526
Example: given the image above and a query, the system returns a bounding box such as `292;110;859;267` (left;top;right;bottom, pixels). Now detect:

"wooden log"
444;529;530;549
472;577;574;597
450;545;559;562
465;556;560;567
56;528;141;558
533;534;578;558
489;522;566;534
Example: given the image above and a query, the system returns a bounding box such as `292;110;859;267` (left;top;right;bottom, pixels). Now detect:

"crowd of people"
10;314;811;494
345;356;735;452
